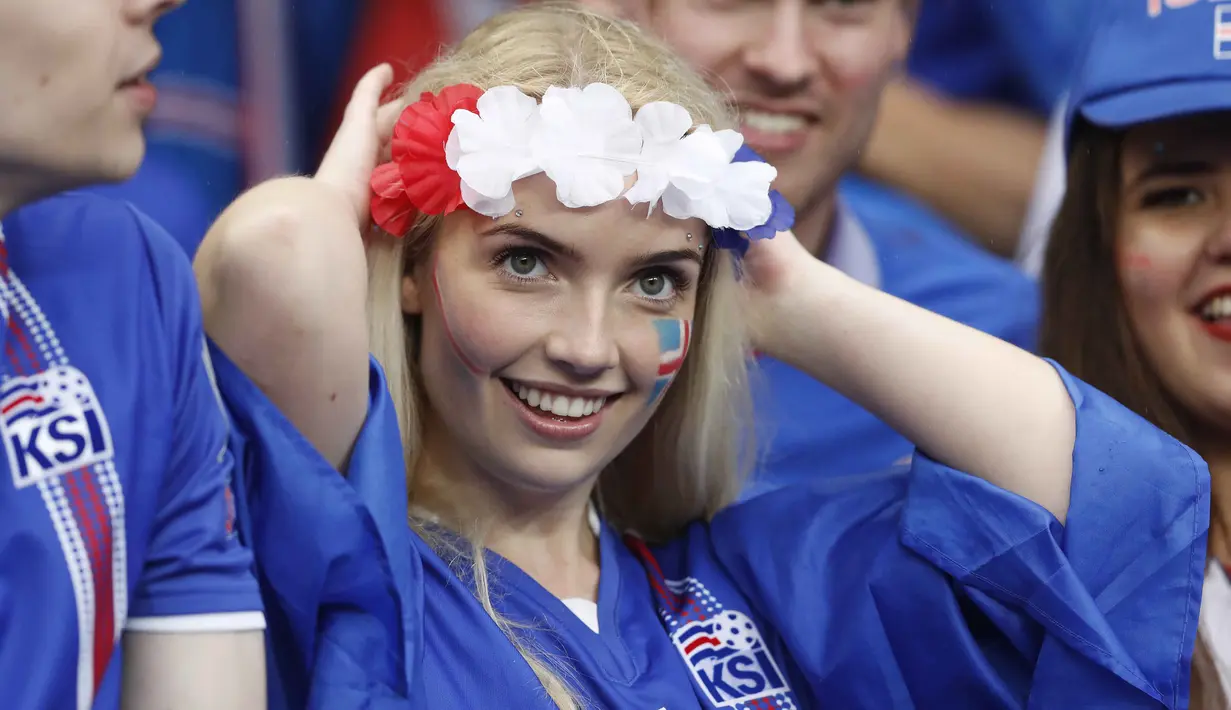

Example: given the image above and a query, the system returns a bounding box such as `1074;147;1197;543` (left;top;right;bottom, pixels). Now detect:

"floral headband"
370;82;793;251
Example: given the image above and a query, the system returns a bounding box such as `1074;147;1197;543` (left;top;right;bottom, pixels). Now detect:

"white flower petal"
713;128;745;159
660;185;697;222
460;180;516;218
474;86;539;128
455;152;520;199
444;127;462;170
623;166;670;207
635;102;693;145
717;161;776;230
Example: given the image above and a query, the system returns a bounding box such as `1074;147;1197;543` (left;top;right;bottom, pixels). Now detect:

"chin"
492;448;607;495
97;136;147;183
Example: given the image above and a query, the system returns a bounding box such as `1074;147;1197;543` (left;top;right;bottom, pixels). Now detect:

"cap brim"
1080;77;1231;129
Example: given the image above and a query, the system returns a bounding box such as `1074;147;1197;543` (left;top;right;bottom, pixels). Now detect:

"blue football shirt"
214;345;1204;709
0;193;264;709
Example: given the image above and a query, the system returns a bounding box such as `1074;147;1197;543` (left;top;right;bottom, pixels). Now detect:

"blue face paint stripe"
649;318;691;405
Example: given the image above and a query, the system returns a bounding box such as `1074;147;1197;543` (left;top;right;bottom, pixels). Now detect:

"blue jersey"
0;194;264;710
213;344;1204;709
751;178;1040;491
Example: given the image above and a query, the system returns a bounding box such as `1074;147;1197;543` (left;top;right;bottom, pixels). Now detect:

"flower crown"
370;82;793;251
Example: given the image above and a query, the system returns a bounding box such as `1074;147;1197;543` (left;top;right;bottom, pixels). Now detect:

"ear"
401;270;424;315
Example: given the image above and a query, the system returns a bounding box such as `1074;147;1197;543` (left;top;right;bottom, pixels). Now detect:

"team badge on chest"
627;537;799;709
1;365;114;488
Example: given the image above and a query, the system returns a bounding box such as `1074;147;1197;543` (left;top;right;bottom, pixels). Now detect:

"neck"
790;192;838;259
0;165;63;222
1202;436;1231;564
412;416;601;600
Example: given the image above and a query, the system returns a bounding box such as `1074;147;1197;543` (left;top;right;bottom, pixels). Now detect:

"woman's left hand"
738;229;833;356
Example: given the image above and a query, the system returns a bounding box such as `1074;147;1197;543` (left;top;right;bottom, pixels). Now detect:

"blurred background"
91;0;1091;276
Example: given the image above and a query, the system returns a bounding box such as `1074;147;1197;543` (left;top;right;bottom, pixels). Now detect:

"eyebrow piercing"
686;232;693;241
514;209;524;218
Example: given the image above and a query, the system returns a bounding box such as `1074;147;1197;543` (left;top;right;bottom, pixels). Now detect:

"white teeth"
1201;295;1231;320
742;110;807;134
510;382;607;419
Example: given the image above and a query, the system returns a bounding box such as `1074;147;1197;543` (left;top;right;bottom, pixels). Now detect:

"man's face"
0;0;179;204
643;0;913;225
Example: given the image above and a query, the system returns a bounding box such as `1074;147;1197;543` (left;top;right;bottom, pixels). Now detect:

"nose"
743;1;818;92
1208;216;1231;264
543;295;619;379
124;0;183;24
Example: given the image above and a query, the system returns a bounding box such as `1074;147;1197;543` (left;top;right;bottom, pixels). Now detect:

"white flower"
652;127;775;230
447;86;541;217
532;84;642;209
622;101;694;212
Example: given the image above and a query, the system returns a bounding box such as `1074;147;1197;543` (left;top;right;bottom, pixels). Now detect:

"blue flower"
711;145;795;255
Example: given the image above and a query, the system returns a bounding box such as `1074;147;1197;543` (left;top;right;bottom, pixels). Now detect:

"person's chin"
496;447;606;494
102;134;147;181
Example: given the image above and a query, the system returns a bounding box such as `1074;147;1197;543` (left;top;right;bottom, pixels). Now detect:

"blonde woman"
197;5;1204;709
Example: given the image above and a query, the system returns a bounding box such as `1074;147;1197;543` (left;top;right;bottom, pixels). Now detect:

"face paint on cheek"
1122;251;1154;272
431;257;485;376
648;318;692;406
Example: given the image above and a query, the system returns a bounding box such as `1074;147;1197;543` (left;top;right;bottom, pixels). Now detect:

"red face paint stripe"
430;263;484;375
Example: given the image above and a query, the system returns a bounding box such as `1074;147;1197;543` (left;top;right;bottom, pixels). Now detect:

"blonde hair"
365;4;755;707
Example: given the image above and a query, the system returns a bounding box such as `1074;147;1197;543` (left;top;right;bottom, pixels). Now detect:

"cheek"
645;318;693;406
1117;244;1190;307
653;12;736;75
430;261;543;375
820;26;900;94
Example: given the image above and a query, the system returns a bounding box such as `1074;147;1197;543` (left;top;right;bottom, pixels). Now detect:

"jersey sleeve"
710;360;1206;709
124;207;266;632
210;343;414;709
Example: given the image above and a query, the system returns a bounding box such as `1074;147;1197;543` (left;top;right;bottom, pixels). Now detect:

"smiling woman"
1037;4;1231;707
198;3;1208;710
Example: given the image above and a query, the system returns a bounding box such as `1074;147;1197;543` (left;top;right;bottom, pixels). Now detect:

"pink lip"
502;384;605;443
1195;284;1231;310
120;79;158;113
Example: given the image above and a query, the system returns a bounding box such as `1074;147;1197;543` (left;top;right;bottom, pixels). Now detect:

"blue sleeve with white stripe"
124;208;263;627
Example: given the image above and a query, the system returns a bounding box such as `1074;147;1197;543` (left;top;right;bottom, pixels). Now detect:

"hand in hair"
194;64;400;472
317;64;403;227
742;228;1076;524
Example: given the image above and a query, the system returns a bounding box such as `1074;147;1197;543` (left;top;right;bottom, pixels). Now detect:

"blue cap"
1067;0;1231;148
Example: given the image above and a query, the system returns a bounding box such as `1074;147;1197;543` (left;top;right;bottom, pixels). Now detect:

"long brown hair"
1039;120;1219;708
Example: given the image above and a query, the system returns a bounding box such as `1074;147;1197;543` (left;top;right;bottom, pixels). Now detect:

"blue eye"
500;250;549;279
633;272;677;300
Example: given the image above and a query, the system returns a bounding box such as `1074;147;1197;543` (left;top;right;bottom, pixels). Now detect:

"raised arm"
746;231;1075;522
194;66;397;469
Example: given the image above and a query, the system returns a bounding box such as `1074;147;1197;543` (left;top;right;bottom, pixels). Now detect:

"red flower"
369;83;484;236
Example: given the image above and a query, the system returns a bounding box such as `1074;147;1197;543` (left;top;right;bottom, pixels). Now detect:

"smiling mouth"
1199;294;1231;322
500;379;619;420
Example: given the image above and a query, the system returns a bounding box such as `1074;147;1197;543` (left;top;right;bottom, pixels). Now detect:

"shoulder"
708;468;909;562
4;191;190;288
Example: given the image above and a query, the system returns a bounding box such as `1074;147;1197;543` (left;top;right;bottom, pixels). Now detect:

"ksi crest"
627;537;798;709
0;365;113;489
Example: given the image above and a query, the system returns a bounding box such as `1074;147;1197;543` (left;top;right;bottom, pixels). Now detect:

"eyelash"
489;246;693;308
1140;186;1203;209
